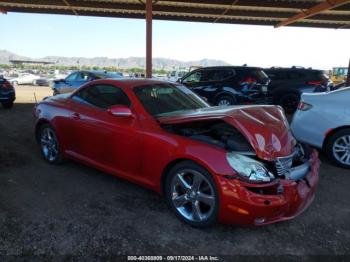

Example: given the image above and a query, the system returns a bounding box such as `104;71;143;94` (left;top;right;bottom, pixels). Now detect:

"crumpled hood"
157;105;296;161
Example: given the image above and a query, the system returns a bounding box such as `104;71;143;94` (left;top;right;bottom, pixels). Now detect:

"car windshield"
134;83;209;117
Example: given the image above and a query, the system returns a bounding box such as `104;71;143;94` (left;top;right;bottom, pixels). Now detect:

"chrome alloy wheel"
218;99;232;106
40;127;59;162
333;135;350;165
170;169;216;222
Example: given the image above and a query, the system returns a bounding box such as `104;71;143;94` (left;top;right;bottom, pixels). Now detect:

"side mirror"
107;105;134;118
176;78;182;83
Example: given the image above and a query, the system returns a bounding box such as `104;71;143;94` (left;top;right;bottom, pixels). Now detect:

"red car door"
68;84;143;178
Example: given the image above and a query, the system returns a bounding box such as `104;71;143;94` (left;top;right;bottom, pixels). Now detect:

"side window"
72;84;131;109
276;71;288;80
182;71;203;84
75;72;90;81
207;69;234;81
288;71;300;79
266;72;277;80
66;72;78;81
92;73;108;80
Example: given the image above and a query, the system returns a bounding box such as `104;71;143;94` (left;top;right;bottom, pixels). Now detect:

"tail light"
306;81;322;86
297;101;313;111
306;80;329;86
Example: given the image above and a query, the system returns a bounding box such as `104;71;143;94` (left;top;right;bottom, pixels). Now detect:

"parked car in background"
178;66;271;106
35;77;54;87
9;73;40;86
167;70;188;82
129;73;145;78
0;76;16;108
34;79;319;227
264;67;332;113
52;70;123;95
291;86;350;169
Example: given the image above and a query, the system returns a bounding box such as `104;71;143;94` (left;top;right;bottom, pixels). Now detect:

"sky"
0;12;349;70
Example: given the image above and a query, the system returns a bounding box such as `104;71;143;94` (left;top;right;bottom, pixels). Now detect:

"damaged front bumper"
217;149;320;226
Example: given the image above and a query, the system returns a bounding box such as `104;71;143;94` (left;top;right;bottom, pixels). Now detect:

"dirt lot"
0;86;349;258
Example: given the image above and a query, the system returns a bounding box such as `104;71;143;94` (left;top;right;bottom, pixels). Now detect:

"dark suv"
0;76;15;109
178;66;271;106
264;67;332;113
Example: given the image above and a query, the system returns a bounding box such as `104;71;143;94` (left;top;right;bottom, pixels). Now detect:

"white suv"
9;73;40;86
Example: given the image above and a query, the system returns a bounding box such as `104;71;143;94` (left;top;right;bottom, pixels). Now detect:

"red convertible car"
33;79;320;227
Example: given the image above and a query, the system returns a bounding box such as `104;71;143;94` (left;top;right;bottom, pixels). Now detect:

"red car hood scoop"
157;106;296;161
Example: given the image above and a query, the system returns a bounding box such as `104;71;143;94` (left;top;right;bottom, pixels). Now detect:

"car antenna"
33;92;38;104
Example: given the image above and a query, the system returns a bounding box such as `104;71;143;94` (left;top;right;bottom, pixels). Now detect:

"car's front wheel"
326;128;350;169
216;95;235;107
39;124;63;164
165;161;219;227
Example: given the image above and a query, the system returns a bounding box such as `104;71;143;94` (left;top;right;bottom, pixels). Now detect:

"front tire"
216;95;235;107
325;128;350;169
165;161;219;228
38;124;63;164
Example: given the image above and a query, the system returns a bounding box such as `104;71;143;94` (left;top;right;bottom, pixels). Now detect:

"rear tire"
325;128;350;169
1;101;14;109
216;95;235;107
38;124;63;164
279;93;300;114
165;161;219;228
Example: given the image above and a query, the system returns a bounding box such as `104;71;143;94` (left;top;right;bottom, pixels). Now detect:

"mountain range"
0;50;230;69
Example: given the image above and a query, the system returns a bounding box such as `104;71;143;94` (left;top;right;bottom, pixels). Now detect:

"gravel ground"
0;86;349;259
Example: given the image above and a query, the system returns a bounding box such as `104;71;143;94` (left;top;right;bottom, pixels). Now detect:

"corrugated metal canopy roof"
0;0;350;29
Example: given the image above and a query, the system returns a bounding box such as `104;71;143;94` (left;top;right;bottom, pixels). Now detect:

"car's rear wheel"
326;128;350;169
39;124;62;164
2;101;14;109
165;161;219;227
216;95;235;107
279;93;300;114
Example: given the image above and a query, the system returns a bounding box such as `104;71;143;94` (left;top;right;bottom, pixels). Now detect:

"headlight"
226;153;274;183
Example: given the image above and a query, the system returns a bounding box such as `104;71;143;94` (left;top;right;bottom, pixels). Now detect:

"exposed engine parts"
162;120;255;154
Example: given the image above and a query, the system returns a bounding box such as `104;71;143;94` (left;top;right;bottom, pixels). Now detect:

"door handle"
72;112;80;120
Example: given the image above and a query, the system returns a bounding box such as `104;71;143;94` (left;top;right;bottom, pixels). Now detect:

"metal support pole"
347;58;350;86
146;0;152;78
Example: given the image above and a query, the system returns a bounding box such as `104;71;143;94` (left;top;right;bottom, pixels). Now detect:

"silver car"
291;86;350;168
